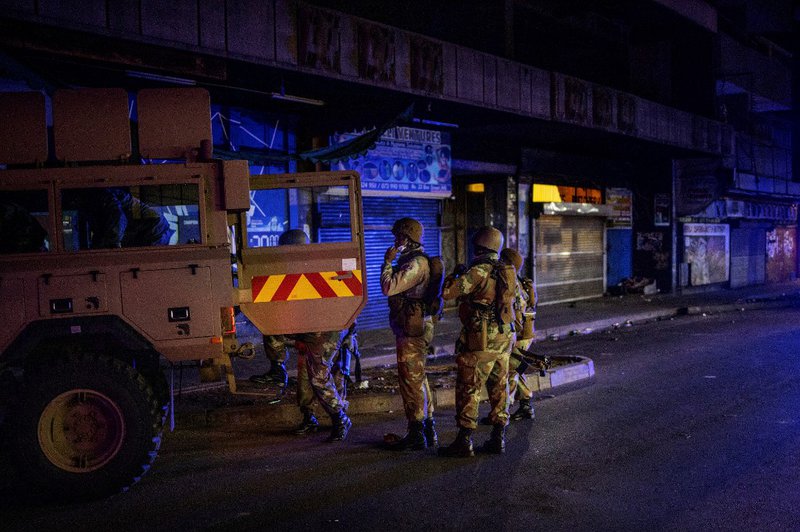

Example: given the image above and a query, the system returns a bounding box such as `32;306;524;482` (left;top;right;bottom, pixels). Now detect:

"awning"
296;103;415;164
214;103;414;166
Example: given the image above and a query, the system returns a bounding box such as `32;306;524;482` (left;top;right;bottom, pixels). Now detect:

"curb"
174;296;793;429
174;355;596;429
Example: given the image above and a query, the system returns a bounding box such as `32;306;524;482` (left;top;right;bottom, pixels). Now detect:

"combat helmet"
391;217;423;244
278;229;310;245
500;248;523;271
471;226;503;254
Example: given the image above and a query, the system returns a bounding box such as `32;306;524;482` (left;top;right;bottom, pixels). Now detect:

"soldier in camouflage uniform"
439;226;514;457
486;248;537;422
255;229;352;441
380;217;438;451
293;329;352;441
248;229;307;387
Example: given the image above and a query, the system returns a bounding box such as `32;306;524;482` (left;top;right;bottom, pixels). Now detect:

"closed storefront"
534;215;606;304
332;126;451;330
357;197;441;329
730;225;766;288
766;225;796;283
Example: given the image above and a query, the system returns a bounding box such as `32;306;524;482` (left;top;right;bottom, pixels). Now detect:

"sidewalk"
173;280;800;428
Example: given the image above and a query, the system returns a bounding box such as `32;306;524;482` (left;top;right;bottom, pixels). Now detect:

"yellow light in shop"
532;184;562;202
466;183;485;193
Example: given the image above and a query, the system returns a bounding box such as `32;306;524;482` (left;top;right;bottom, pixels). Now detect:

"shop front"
682;198;798;288
334;126;451;329
532;196;613;304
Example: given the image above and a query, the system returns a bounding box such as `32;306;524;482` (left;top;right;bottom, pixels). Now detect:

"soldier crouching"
439;226;514;457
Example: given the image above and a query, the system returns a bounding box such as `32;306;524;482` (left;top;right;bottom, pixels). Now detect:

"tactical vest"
387;251;429;337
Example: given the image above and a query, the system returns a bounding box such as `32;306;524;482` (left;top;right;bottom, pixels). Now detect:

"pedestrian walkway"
173;280;800;428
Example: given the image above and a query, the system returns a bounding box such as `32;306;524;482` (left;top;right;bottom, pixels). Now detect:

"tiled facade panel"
199;0;226;51
529;68;551;119
107;0;140;34
141;0;198;46
456;47;483;103
39;0;106;27
482;55;497;107
496;59;520;111
228;0;275;61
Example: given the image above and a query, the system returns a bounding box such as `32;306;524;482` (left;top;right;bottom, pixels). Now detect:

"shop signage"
689;199;798;223
334;126;451;197
683;222;729;286
606;187;632;227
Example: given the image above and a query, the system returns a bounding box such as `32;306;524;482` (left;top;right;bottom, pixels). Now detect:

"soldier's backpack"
422;255;445;322
492;261;517;325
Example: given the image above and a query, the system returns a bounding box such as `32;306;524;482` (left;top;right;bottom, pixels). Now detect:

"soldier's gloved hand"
384;246;398;263
453;264;468;277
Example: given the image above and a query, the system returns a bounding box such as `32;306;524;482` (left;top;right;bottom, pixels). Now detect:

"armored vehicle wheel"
11;352;164;501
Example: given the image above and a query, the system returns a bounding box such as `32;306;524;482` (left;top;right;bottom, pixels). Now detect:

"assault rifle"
513;347;552;377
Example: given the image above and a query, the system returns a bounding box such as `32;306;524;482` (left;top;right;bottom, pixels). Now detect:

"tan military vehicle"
0;88;366;500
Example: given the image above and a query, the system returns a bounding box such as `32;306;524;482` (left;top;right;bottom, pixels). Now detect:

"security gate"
534;215;605;304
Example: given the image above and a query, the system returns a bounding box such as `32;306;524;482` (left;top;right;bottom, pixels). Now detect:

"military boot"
248;361;288;386
327;411;352;442
437;428;474;458
293;412;319;434
388;421;426;451
423;418;438;449
269;361;288;387
481;424;506;454
510;399;534;421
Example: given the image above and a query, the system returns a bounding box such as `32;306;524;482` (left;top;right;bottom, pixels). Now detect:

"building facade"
0;0;794;326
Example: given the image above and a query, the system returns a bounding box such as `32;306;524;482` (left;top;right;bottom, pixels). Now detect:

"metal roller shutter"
320;197;441;330
535;215;605;304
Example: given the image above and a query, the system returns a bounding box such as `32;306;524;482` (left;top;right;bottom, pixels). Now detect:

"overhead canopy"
296;103;415;164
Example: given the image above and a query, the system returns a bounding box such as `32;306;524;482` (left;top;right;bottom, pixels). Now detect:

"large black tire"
11;352;164;501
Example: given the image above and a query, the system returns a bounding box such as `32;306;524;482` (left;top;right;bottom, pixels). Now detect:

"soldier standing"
248;229;302;388
293;329;352;441
252;229;352;441
439;226;515;457
380;217;438;450
486;248;537;422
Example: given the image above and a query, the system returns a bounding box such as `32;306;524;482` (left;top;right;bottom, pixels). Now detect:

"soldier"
380;217;438;450
254;229;352;441
439;226;514;457
486;248;537;422
293;329;352;441
83;187;171;248
248;228;308;388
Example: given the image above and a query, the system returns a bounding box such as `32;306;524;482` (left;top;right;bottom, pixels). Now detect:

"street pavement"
173;280;800;427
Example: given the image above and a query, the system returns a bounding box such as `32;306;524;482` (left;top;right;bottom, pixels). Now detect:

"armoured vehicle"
0;87;366;500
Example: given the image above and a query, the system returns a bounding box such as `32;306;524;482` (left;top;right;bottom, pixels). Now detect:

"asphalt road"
3;306;800;531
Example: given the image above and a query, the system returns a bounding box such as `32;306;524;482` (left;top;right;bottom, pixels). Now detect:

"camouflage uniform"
293;329;352;441
443;255;515;431
381;250;435;423
487;276;535;410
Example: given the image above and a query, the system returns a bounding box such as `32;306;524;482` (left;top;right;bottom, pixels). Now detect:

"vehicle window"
246;185;351;247
0;189;50;254
61;184;200;250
